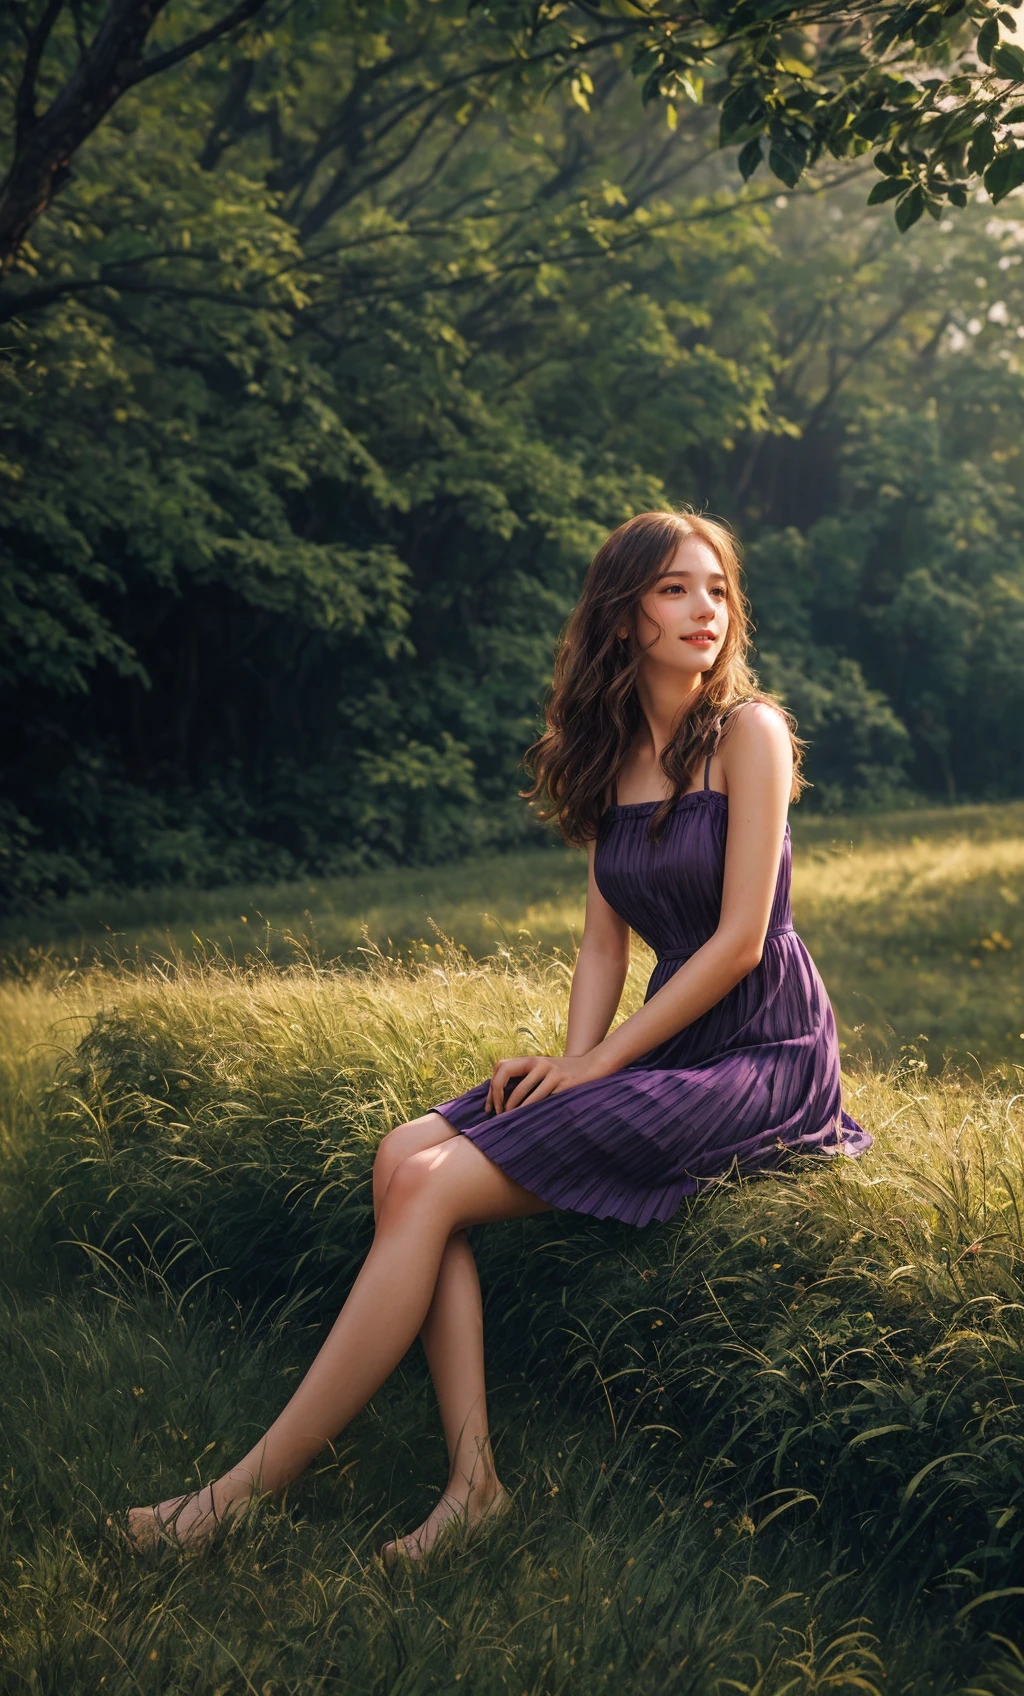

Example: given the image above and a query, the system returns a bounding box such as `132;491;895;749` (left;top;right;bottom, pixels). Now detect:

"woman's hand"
485;1051;609;1115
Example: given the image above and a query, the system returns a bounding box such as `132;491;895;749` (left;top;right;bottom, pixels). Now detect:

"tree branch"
197;55;256;171
130;0;266;86
0;0;269;275
14;0;64;148
801;288;928;433
0;246;255;325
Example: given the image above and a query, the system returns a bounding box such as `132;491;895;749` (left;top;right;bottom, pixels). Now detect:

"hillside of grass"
2;805;1024;1692
5;800;1023;1070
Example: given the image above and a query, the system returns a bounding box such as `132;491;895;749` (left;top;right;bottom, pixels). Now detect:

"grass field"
5;799;1023;1069
2;802;1024;1693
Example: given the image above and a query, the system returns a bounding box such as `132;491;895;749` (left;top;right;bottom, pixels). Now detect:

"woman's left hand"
485;1051;609;1115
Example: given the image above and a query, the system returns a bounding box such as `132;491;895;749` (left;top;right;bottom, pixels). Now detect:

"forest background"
3;0;1024;912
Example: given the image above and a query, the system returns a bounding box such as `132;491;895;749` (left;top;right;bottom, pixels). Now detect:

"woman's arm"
484;838;629;1112
587;701;792;1075
562;838;631;1057
488;702;792;1112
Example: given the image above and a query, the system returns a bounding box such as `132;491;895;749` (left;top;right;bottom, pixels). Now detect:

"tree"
5;0;1024;285
486;0;1024;227
735;180;1024;802
3;6;1024;909
0;13;799;904
0;0;269;271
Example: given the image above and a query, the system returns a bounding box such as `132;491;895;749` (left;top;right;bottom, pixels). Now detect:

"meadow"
2;802;1024;1693
5;798;1023;1069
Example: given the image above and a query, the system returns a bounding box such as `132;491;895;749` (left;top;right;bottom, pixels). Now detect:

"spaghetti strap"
704;708;730;789
705;702;748;790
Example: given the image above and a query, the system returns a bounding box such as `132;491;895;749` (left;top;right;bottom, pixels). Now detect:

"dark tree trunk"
0;0;266;275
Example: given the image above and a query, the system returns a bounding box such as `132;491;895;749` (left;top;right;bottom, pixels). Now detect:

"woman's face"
628;534;730;679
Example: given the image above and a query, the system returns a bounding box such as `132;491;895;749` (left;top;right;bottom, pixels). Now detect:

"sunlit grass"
0;844;590;968
4;799;1022;1069
3;806;1024;1690
792;803;1024;1068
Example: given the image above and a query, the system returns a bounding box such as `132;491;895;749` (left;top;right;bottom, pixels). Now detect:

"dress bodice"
594;790;793;962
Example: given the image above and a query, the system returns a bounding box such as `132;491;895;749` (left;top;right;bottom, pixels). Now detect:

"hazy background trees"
3;2;1024;909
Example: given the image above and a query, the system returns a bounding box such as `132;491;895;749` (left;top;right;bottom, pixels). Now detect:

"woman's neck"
633;668;703;761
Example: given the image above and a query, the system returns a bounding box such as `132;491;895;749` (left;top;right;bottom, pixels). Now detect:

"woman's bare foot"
124;1473;257;1553
381;1476;508;1565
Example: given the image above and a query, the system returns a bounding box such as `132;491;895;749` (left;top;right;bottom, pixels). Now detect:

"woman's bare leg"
372;1115;501;1555
127;1127;547;1549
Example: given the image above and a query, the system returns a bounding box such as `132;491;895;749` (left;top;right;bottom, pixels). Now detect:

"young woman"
125;509;870;1558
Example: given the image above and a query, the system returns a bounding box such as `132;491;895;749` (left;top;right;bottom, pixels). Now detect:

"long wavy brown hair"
521;508;805;845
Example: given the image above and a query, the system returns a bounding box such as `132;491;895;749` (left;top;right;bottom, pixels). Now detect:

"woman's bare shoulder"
722;699;791;751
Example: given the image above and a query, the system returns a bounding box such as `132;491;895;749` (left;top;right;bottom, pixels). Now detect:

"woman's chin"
675;653;718;678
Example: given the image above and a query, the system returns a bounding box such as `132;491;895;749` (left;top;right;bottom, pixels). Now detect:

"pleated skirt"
428;931;872;1229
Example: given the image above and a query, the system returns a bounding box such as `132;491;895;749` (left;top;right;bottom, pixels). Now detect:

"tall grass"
793;802;1024;1068
3;918;1024;1692
4;799;1022;1068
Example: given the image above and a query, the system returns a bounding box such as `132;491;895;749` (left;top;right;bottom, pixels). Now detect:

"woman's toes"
121;1488;224;1553
380;1532;415;1565
379;1481;509;1569
124;1505;161;1550
379;1529;415;1566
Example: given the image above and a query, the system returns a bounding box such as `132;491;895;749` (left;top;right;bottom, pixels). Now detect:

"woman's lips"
682;632;716;644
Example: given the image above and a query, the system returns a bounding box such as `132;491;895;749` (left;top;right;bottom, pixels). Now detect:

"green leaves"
719;82;767;145
738;136;763;180
983;144;1024;200
968;123;997;173
545;0;1024;228
894;184;926;230
869;167;933;232
991;41;1024;79
6;1;1024;902
977;16;1000;64
768;133;808;188
866;177;907;205
853;108;892;143
4;4;793;900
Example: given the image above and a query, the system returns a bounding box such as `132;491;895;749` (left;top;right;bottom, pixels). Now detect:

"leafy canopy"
479;0;1024;227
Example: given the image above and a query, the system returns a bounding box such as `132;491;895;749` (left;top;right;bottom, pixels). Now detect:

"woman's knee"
379;1138;545;1233
373;1113;458;1210
372;1122;414;1211
380;1144;458;1221
374;1122;408;1175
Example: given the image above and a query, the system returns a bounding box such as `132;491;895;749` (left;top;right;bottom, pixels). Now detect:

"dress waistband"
656;924;794;964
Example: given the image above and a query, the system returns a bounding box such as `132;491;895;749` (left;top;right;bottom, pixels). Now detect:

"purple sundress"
429;750;871;1228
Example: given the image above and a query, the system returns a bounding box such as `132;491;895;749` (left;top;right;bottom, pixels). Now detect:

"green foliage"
0;11;775;906
3;7;1024;910
738;186;1024;807
486;0;1024;225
